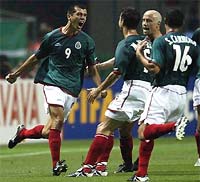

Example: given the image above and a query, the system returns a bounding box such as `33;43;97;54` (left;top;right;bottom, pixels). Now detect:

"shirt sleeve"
113;43;130;76
86;37;97;66
34;33;52;59
151;37;165;68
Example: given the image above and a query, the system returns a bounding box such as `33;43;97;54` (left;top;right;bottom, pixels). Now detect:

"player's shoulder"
79;31;94;41
126;34;145;43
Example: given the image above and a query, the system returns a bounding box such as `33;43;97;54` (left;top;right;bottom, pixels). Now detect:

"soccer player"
130;9;200;182
114;9;163;173
68;7;153;177
5;4;105;176
192;27;200;167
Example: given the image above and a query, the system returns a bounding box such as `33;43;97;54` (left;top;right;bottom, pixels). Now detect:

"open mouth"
78;22;84;27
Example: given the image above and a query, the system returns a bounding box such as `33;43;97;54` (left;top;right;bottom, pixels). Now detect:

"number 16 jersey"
151;32;199;87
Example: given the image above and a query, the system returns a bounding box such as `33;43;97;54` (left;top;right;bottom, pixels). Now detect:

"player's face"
142;13;158;36
69;6;87;31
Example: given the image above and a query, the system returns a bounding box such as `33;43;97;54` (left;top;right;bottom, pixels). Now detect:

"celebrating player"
5;4;105;176
130;9;200;182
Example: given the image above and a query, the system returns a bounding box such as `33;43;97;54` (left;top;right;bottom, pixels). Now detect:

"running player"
5;4;105;176
192;27;200;167
68;7;153;177
130;9;200;182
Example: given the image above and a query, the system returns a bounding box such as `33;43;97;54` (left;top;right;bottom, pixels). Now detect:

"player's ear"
157;21;161;26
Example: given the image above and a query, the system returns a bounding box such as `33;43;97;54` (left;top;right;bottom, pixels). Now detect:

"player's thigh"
96;116;124;135
118;122;134;138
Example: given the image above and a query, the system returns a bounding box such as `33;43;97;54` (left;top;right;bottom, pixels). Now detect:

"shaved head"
142;10;162;39
144;10;162;25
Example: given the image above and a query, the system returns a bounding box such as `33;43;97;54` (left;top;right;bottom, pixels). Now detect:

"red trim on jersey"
112;70;121;75
107;108;117;113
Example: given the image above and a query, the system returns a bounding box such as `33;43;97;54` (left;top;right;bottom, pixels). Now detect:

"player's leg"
115;122;138;173
68;116;123;177
48;105;67;176
194;105;200;166
8;117;52;149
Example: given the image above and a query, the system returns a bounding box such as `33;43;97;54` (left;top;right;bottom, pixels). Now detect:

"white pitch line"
0;146;119;159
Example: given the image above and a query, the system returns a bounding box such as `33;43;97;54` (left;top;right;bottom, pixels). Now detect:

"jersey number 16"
173;44;192;72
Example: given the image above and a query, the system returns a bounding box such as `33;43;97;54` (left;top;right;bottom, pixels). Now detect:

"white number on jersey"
130;41;151;73
65;48;71;59
173;44;192;72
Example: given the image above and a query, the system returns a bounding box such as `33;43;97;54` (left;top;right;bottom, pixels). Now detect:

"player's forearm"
97;72;119;92
13;54;39;77
96;57;115;70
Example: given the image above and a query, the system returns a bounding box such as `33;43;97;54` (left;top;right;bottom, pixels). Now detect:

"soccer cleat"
93;162;108;176
114;160;138;173
8;125;25;149
194;158;200;167
175;116;189;140
128;175;149;182
53;160;68;176
68;165;94;177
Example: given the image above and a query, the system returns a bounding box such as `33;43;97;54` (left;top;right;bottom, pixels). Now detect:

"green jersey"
192;28;200;78
152;32;199;87
114;35;153;83
34;28;97;97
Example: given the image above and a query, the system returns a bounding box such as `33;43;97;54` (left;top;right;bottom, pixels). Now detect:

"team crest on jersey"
75;41;81;49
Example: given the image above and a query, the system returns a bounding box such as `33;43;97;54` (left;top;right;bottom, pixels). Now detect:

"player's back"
114;35;153;83
152;32;199;87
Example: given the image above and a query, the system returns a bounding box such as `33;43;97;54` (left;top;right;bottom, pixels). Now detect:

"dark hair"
67;4;87;15
165;9;184;28
120;7;140;29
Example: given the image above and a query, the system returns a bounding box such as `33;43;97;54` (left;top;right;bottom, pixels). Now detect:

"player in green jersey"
131;9;200;182
68;7;153;178
5;4;105;176
192;27;200;167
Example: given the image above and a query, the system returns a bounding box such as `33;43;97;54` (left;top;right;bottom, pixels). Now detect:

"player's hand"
5;73;18;84
136;40;147;56
101;90;107;98
87;88;101;103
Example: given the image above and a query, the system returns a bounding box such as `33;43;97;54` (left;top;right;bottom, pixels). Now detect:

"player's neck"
62;24;80;36
165;26;180;34
124;29;138;38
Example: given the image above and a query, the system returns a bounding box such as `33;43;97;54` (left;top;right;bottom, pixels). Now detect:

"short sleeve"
151;37;165;67
113;43;130;76
34;33;51;59
86;37;97;66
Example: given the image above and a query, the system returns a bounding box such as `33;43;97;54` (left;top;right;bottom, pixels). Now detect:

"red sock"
20;125;44;139
97;135;114;163
143;122;175;140
48;129;61;168
136;140;154;176
195;132;200;158
120;136;133;166
84;134;108;165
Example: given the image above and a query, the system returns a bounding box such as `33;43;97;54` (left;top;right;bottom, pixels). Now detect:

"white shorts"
140;85;187;125
43;85;77;120
105;80;152;122
193;78;200;108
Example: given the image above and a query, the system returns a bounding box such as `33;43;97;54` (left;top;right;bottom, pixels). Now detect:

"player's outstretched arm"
87;71;119;103
5;54;39;84
96;57;115;71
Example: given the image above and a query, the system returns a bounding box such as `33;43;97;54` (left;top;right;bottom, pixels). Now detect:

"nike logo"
55;43;62;46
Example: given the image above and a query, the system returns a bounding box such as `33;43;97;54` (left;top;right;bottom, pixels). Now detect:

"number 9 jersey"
34;27;97;97
151;32;200;87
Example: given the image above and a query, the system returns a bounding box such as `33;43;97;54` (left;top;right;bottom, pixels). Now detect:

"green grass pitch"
0;137;200;182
